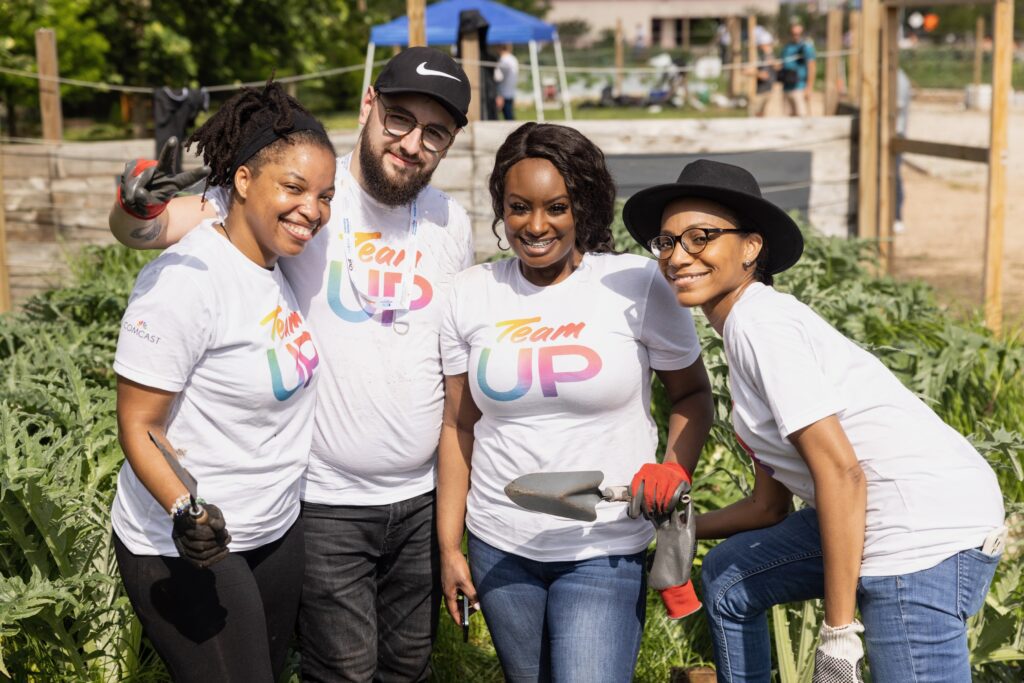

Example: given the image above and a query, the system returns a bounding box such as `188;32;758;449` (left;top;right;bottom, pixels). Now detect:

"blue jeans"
701;508;1001;682
468;534;646;682
299;492;440;683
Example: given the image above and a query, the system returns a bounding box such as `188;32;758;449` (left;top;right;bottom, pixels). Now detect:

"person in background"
496;44;520;121
751;31;778;117
893;68;911;234
438;123;714;681
624;158;1005;683
112;81;336;682
779;21;816;117
109;47;474;683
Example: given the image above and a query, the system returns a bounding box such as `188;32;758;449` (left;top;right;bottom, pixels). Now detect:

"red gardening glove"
629;462;691;519
660;580;703;620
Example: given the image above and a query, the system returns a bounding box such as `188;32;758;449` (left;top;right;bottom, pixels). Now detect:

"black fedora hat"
622;159;803;274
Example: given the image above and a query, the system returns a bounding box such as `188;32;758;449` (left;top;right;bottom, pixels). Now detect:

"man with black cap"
109;48;474;681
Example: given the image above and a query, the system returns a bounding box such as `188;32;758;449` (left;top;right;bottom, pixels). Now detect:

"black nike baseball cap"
374;47;471;128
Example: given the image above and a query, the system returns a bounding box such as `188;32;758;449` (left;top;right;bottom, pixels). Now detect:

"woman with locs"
437;123;715;681
623;159;1005;682
111;81;336;682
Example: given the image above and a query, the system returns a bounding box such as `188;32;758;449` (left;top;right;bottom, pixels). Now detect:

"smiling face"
657;198;763;331
354;89;457;206
231;142;337;267
503;157;581;286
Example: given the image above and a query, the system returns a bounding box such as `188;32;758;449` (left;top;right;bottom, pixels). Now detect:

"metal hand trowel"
504;471;631;522
505;470;696;589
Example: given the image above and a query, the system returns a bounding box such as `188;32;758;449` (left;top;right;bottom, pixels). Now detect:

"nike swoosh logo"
416;62;461;82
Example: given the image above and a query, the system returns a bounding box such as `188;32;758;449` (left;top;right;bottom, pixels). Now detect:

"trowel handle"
601;486;632;502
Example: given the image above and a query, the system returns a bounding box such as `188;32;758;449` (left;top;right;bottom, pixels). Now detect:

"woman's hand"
441;550;479;625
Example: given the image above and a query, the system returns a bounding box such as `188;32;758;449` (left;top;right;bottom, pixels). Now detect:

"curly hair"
488;123;617;254
186;79;335;190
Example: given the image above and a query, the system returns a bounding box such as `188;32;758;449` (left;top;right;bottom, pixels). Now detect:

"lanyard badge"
341;199;419;312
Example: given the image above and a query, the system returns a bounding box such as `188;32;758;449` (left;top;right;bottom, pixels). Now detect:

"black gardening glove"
117;136;210;220
171;503;231;569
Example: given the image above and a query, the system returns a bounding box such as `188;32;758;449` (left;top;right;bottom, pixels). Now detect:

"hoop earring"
497;236;511;251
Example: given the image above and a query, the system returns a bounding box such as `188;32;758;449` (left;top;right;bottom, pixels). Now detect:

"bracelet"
169;494;191;519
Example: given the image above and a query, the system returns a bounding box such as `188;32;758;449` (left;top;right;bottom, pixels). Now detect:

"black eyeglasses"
376;95;455;154
648;227;749;259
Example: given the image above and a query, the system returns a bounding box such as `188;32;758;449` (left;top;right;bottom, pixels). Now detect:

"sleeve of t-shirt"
451;199;476;271
204;185;229;219
440;272;471;376
113;259;215;392
804;41;817;61
730;316;844;439
639;265;703;371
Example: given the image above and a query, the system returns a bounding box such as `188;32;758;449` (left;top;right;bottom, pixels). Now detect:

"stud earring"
743;260;753;268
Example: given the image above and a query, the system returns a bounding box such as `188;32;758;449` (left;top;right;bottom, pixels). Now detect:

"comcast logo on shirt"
477;316;602;401
122;319;161;345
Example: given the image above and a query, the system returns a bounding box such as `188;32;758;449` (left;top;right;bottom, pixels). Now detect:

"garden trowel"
504;470;633;522
504;470;696;589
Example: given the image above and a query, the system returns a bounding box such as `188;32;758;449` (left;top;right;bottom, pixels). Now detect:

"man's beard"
358;136;436;207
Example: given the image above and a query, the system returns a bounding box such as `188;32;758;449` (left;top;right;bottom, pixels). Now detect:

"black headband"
228;110;325;181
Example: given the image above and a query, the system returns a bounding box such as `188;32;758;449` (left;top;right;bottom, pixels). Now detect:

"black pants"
113;518;303;683
299;492;440;683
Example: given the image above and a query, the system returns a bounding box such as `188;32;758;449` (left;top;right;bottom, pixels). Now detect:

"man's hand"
813;620;865;683
118;137;210;220
171;503;231;569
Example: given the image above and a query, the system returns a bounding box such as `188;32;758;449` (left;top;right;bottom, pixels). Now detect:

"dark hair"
488;123;616;254
753;238;774;286
186;79;335;190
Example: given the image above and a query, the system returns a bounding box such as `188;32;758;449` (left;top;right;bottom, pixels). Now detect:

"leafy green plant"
2;211;1021;680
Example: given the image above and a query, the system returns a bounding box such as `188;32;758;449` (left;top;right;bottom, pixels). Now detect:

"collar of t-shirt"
511;254;594;294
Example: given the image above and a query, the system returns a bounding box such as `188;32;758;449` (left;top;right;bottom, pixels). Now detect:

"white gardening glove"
812;620;865;683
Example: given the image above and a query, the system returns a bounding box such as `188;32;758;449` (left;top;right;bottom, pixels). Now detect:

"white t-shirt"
441;253;703;562
111;221;319;555
207;153;474;504
497;52;520;100
725;283;1003;576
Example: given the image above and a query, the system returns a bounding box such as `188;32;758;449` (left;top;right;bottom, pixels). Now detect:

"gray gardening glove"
647;482;696;590
813;620;865;683
117;136;209;219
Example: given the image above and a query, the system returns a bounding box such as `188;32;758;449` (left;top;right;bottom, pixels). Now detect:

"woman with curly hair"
111;81;335;682
436;122;715;680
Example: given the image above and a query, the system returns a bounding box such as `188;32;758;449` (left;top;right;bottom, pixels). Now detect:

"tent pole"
553;38;572;121
529;39;544;122
362;42;376;98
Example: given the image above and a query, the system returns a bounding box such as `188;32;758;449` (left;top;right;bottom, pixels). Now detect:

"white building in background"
547;0;782;48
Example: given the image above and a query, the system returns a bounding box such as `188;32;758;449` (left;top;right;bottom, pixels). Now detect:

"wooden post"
849;10;861;105
983;0;1013;333
747;16;758;116
728;17;742;97
459;32;481;123
407;0;426;48
34;29;62;142
0;143;10;312
877;6;900;273
825;8;842;115
615;19;624;97
973;15;985;89
682;18;691;51
857;0;880;243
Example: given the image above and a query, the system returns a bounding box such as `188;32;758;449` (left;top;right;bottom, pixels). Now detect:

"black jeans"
113;518;303;683
299;491;441;683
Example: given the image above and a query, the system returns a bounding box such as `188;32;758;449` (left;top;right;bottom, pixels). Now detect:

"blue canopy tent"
363;0;571;121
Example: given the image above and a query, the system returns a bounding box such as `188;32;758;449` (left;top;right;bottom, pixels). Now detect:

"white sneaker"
893;220;906;234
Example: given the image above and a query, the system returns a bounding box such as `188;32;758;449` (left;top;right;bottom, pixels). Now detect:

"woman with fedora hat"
622;159;1005;682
